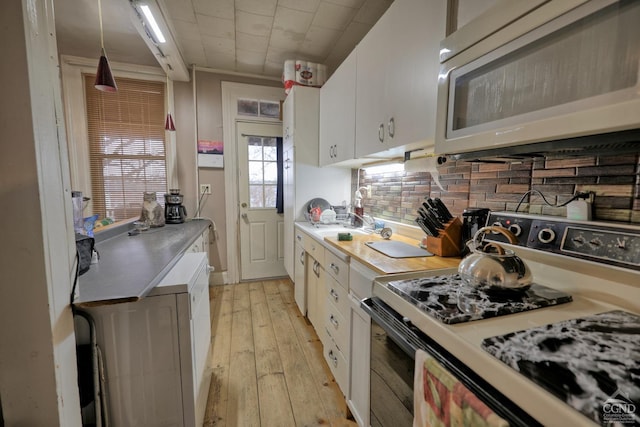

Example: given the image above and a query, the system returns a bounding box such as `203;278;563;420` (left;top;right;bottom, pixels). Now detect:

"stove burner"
386;274;572;324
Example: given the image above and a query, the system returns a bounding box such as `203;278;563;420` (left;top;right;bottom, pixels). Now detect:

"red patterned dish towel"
413;349;509;427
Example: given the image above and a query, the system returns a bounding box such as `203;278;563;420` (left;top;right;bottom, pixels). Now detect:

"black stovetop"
386;273;573;325
482;310;640;426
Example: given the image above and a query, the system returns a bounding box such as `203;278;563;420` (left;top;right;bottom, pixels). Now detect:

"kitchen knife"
422;202;445;228
434;198;454;221
424;199;446;223
421;212;443;236
415;217;436;237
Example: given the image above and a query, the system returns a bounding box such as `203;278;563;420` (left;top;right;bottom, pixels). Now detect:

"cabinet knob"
330;288;339;302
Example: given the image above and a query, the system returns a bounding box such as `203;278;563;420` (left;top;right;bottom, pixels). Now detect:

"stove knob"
537;228;556;244
508;224;522;236
491;221;503;233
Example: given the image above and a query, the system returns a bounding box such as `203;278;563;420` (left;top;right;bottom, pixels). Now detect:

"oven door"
435;0;640;157
362;297;540;427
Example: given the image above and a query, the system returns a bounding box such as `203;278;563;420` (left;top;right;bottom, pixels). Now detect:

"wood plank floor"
203;278;357;427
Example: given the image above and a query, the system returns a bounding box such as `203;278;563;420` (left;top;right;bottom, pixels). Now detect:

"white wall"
0;1;81;425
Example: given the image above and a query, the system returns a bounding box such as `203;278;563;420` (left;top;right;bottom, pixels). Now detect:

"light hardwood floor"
203;279;357;427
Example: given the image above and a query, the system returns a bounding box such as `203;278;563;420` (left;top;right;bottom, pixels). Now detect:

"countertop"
74;219;211;307
323;233;461;275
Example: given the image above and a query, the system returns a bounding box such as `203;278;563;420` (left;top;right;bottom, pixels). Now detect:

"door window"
248;136;278;208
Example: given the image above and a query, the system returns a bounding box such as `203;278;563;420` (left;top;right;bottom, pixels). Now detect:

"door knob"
241;202;248;208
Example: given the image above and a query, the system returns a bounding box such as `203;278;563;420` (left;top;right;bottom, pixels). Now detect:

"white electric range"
368;212;640;427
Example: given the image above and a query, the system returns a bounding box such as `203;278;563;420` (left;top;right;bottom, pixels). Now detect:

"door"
237;121;286;280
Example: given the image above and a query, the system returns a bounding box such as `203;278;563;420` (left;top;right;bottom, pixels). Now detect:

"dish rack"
303;211;349;225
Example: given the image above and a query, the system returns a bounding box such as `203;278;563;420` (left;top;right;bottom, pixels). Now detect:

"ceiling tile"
201;35;235;55
265;46;293;65
172;19;203;41
263;60;284;77
312;2;358;31
236;32;269;53
179;40;207;65
278;0;322;13
236;10;274;37
197;14;234;39
272;7;315;34
162;0;197;24
353;0;393;24
323;21;370;72
269;28;304;51
236;0;278;17
301;26;342;59
193;0;234;19
324;0;365;9
204;51;236;70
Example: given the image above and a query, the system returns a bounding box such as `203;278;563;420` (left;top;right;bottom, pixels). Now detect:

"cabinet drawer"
325;250;349;288
303;236;325;265
325;275;349;318
324;338;348;395
325;300;349;358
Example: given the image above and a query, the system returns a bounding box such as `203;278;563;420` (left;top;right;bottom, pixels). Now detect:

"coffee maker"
461;208;490;254
164;189;187;224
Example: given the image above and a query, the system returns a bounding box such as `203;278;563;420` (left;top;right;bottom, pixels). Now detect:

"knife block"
425;217;463;257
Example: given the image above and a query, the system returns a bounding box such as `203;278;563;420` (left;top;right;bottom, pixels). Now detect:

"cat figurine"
140;192;165;228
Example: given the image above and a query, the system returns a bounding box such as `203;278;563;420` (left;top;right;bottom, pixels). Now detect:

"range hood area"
444;129;640;163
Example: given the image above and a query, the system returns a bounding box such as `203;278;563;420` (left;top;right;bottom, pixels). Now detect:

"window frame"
60;55;175;219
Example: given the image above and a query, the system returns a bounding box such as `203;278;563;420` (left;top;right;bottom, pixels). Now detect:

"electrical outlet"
200;184;211;194
366;185;372;198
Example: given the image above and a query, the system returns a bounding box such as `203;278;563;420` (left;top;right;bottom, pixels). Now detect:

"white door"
237;121;286;280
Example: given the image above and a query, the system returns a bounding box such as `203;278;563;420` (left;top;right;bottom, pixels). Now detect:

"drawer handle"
329;314;339;328
299;251;305;265
330;289;339;302
378;123;385;143
329;263;339;275
388;116;395;138
328;350;338;367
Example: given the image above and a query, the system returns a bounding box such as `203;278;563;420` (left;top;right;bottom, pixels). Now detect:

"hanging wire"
514;189;592;212
98;0;104;49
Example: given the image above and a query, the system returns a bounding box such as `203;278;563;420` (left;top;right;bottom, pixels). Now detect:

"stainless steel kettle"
457;226;532;291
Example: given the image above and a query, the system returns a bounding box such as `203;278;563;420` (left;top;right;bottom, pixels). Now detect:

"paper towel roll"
404;156;446;191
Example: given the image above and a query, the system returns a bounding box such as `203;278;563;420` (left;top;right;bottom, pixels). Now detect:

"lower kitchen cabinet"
84;252;211;427
306;253;326;333
348;260;375;427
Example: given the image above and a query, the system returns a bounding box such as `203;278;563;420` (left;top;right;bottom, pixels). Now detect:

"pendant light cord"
98;0;104;50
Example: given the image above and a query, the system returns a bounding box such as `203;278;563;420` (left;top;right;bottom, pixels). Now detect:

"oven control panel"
485;212;640;270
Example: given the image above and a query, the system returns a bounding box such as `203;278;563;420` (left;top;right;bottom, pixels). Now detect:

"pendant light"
94;0;117;92
165;75;176;131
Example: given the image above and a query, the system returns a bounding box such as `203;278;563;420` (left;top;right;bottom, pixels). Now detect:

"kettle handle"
473;226;519;247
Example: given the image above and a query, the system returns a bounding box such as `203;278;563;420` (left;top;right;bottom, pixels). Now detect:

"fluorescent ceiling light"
140;4;166;43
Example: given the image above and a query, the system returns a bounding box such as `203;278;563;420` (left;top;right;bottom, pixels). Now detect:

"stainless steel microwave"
435;0;640;159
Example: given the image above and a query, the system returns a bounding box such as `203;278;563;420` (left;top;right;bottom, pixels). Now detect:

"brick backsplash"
357;153;640;226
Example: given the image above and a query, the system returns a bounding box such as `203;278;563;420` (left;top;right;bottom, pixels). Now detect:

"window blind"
84;75;167;221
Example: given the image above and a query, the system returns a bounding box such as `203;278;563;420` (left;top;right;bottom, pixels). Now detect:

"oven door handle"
361;297;420;358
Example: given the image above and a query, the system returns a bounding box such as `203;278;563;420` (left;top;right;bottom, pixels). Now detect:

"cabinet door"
294;240;306;314
88;295;184;427
355;0;446;158
355;5;392;158
320;49;357;166
283;145;295;279
348;294;371;427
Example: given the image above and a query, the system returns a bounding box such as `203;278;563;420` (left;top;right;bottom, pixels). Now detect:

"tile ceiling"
54;0;394;80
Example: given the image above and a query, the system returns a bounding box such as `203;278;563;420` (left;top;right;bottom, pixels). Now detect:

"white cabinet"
347;260;375;427
85;253;211;427
282;86;351;280
355;0;446;160
319;50;357;166
306;255;325;331
294;233;306;314
323;249;351;393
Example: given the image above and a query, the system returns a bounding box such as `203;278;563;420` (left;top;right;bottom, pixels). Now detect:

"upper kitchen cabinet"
319;50;357;167
355;0;447;160
282;86;351;279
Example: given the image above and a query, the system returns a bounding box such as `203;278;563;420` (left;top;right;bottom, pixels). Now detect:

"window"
248;136;278;208
84;75;167;221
